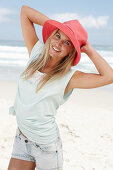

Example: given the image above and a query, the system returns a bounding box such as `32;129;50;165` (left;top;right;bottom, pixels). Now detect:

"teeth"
53;46;60;52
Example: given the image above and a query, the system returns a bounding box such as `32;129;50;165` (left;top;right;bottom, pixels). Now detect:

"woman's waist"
17;127;60;145
17;119;60;144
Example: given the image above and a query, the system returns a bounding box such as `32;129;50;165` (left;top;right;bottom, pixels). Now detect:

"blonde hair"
20;29;76;93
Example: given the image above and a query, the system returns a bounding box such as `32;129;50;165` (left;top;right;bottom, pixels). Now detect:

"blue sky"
0;0;113;45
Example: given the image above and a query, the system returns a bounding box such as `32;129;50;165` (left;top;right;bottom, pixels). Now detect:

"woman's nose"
57;40;63;47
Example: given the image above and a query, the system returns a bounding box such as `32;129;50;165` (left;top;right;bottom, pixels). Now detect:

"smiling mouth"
52;46;61;52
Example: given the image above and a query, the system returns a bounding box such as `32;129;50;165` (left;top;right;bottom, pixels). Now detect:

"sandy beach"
0;80;113;170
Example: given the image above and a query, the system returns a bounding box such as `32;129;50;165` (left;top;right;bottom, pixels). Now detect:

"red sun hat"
42;19;88;66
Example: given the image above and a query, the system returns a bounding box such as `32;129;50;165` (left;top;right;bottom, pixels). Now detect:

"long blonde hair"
20;29;76;93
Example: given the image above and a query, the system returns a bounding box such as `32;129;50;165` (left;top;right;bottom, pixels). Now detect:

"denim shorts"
11;128;63;170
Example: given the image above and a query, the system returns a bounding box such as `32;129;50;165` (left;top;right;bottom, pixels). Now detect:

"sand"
0;80;113;170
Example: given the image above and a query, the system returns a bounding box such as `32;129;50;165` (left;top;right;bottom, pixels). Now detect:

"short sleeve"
26;40;44;67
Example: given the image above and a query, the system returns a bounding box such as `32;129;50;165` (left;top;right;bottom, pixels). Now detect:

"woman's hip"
11;127;64;169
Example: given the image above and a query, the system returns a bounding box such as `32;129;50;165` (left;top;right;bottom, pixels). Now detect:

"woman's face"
49;30;74;60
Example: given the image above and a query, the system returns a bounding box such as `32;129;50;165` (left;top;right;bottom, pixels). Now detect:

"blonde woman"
8;5;113;170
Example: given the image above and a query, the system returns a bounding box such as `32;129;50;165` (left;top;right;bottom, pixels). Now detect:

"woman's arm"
81;42;113;77
69;42;113;89
20;5;50;56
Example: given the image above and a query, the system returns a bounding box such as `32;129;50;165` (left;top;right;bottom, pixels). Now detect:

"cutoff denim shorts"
11;128;64;170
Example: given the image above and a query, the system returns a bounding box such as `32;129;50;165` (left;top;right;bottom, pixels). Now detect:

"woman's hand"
80;41;95;56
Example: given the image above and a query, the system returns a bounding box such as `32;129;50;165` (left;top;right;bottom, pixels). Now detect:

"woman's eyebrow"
57;32;72;45
56;32;60;35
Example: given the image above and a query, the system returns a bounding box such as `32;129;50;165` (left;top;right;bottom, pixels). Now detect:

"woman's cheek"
63;47;69;55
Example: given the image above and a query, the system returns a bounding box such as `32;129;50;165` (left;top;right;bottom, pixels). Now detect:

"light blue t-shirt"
9;40;77;144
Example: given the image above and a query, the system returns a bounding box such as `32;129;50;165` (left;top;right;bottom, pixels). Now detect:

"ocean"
0;40;113;83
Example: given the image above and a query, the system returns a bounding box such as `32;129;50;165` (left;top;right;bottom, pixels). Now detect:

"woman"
8;5;113;170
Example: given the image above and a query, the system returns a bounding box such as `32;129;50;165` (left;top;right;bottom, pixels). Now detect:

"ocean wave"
0;44;113;80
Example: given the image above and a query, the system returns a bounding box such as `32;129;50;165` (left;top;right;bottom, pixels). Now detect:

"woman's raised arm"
69;42;113;89
20;5;50;57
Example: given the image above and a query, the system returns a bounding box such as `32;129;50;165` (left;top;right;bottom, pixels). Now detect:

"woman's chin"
49;52;57;58
49;48;60;57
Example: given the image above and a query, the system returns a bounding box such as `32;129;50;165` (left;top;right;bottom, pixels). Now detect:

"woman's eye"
65;41;70;45
56;34;60;38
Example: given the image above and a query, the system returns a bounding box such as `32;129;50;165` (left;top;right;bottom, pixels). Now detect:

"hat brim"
42;20;81;66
